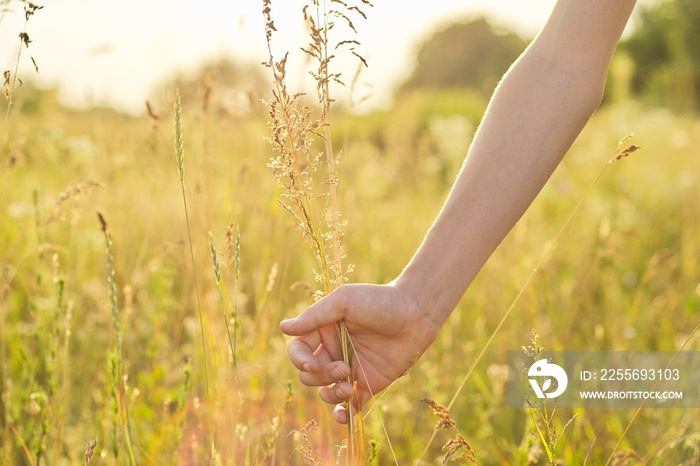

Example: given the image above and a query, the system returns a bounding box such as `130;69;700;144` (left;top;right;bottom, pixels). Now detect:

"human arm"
397;0;638;329
281;0;638;424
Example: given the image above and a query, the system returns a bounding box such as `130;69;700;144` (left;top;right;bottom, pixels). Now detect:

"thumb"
280;290;348;336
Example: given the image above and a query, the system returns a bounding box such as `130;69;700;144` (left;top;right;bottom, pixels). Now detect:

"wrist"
391;266;453;339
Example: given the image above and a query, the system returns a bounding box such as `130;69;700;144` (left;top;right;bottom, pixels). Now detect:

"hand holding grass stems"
263;0;374;462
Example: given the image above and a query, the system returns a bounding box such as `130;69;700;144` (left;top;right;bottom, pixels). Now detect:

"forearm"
395;0;637;329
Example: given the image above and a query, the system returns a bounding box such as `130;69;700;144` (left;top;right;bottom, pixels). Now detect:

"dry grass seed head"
24;3;44;20
97;211;108;233
288;419;319;465
45;180;104;226
19;32;31;47
4;70;12;102
611;134;641;162
442;434;479;465
421;399;481;464
611;144;641;162
84;439;98;465
262;0;277;42
421;398;456;431
145;100;159;122
610;450;644;466
522;329;543;362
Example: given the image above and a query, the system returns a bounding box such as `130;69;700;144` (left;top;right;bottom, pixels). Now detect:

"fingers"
323;385;373;425
318;381;353;405
299;360;351;387
280;288;349;336
288;332;351;386
334;404;348;424
287;334;323;372
280;286;373;426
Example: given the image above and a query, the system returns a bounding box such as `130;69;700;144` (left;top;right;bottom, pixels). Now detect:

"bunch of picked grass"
262;0;372;463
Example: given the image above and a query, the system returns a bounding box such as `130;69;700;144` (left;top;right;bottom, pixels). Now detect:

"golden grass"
263;1;374;463
0;35;698;464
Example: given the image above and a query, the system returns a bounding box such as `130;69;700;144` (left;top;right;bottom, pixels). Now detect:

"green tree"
622;0;700;111
401;18;527;97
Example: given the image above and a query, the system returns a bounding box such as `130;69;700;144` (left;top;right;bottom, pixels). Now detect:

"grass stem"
173;91;214;460
99;213;136;466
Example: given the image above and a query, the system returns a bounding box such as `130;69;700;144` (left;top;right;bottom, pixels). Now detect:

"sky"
0;0;641;115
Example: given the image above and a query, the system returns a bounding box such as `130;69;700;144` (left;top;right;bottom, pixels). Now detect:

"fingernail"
302;363;311;372
281;318;294;325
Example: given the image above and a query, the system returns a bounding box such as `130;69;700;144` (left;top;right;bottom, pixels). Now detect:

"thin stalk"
583;436;597;466
318;0;344;285
232;226;240;371
0;23;25;161
231;227;250;434
208;232;249;435
353;343;399;465
9;423;33;464
0;266;11;455
173;91;214;459
1;2;42;162
35;267;64;466
314;2;364;461
99;214;136;466
55;301;72;461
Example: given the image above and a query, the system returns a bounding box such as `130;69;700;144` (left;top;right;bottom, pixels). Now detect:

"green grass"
0;88;698;464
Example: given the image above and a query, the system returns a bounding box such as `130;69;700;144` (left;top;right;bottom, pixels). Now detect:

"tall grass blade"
208;231;249;439
173;90;214;461
99;213;136;466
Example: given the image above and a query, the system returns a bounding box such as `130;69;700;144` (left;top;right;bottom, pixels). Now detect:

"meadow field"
0;72;699;465
2;0;700;459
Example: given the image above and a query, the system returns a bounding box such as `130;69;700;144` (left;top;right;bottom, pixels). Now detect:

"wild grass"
1;1;43;162
99;212;136;466
520;330;577;465
0;24;698;466
173;90;216;462
262;1;373;463
0;79;700;464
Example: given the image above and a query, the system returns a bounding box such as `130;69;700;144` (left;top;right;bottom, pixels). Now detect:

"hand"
280;282;440;424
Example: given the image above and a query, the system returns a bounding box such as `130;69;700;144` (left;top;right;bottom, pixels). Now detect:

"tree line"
401;0;700;113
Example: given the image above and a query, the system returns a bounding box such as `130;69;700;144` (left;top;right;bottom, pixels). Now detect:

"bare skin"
281;0;638;424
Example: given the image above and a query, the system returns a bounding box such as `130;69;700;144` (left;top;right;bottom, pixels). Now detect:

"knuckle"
330;286;352;314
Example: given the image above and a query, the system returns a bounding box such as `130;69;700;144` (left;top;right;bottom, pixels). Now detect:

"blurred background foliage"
622;0;700;112
399;17;527;98
400;0;700;113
